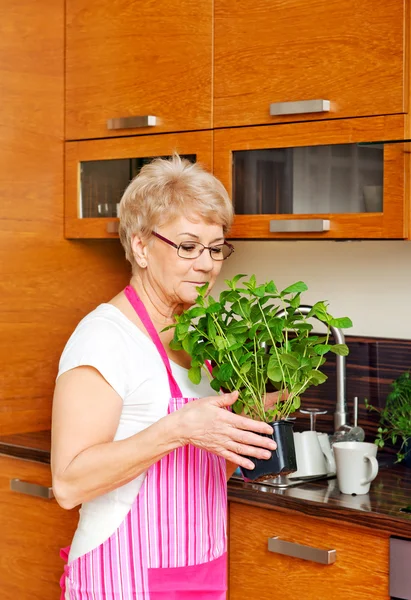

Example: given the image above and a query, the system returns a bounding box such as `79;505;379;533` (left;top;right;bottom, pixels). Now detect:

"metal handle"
10;478;54;500
269;219;330;233
270;99;330;116
107;115;157;130
268;536;336;565
106;221;119;234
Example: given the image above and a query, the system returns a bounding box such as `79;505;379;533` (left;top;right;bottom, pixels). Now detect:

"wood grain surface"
66;0;212;139
229;501;389;600
0;455;78;600
0;0;130;436
65;131;213;238
213;115;407;239
214;0;406;128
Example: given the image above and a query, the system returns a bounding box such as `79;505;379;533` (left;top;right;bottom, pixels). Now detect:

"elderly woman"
52;155;277;600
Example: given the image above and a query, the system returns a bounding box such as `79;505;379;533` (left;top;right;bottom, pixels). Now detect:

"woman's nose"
194;249;214;271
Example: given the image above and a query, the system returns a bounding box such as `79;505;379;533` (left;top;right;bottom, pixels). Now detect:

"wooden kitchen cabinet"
214;0;408;128
228;501;389;600
0;455;78;600
214;114;409;240
66;0;212;140
65;130;213;238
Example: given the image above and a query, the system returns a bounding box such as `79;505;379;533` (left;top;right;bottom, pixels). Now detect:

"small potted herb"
366;371;411;465
169;275;352;481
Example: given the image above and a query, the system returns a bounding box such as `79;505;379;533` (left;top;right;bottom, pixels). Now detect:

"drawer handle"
10;478;54;500
107;115;157;130
270;99;330;116
268;536;336;565
269;219;330;233
106;221;119;234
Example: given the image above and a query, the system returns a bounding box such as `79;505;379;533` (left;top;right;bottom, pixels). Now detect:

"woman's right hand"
174;391;277;470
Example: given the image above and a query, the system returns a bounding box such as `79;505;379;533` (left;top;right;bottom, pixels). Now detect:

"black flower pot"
240;420;297;482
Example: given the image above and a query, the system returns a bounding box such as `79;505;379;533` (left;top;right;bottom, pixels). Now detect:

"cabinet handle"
106;221;119;234
269;219;330;233
10;478;54;500
270;99;330;116
268;536;336;565
106;115;157;130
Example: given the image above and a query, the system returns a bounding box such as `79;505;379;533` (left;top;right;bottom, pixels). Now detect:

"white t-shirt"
57;303;215;562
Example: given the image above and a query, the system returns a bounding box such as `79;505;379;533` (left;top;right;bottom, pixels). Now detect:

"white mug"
333;441;379;495
291;431;335;479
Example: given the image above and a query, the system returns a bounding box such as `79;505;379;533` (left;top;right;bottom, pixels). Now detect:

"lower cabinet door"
229;502;389;600
0;455;78;600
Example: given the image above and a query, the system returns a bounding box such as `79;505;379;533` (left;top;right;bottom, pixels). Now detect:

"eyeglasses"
152;231;234;261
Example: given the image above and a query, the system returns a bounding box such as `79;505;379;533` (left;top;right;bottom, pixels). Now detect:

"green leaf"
188;366;201;385
308;369;328;385
219;363;234;382
254;284;266;297
314;344;331;355
169;338;182;351
279;353;299;369
329;317;353;329
207;316;216;339
240;362;252;375
187;307;206;318
266;280;278;294
210;378;222;392
308;301;330;323
281;281;308;295
267;365;283;382
224;274;247;290
195;282;209;297
214;336;226;350
330;344;350;356
206;302;223;314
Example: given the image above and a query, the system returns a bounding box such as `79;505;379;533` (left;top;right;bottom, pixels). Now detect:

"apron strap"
124;285;183;398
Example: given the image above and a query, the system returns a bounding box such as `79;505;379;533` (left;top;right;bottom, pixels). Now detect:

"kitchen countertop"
1;429;411;536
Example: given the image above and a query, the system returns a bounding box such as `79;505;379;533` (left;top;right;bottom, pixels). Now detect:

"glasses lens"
178;242;203;259
210;244;233;261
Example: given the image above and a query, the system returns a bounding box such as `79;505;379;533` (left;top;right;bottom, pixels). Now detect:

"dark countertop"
1;430;411;536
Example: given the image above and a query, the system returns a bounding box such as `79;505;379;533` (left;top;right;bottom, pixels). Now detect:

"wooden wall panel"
0;1;130;435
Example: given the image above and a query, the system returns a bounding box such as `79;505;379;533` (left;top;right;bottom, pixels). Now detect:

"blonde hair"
118;154;233;270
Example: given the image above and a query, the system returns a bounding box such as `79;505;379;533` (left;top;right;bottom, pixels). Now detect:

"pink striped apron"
60;285;227;599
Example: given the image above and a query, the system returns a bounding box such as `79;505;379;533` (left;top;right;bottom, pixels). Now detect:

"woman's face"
140;215;225;309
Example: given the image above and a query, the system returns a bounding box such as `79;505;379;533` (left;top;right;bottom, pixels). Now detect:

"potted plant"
366;371;411;466
168;274;352;481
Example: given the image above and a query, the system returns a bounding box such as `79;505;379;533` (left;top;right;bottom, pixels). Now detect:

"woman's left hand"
263;390;288;411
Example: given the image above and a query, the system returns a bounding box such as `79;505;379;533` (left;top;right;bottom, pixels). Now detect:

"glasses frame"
151;231;234;261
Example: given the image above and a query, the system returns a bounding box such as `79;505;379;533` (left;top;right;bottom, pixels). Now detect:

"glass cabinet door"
233;144;384;217
79;155;196;219
65;131;212;238
214;115;408;239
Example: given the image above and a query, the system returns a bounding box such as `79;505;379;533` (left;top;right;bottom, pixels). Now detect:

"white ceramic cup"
333;441;379;495
291;431;334;478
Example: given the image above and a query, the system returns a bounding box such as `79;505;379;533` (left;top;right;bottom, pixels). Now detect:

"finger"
214;390;239;408
231;429;277;451
228;441;273;461
230;414;274;435
222;450;255;471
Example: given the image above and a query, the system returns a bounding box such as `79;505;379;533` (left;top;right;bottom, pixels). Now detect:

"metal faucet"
274;304;348;431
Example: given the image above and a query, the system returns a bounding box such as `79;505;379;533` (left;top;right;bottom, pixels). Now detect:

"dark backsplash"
295;336;411;455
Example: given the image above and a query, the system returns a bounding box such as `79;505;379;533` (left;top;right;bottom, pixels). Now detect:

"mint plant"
366;371;411;462
168;275;352;422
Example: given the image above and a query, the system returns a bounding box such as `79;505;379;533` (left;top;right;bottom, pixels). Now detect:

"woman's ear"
131;234;149;269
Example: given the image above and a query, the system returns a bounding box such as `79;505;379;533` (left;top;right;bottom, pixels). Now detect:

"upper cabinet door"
214;0;407;128
66;0;212;140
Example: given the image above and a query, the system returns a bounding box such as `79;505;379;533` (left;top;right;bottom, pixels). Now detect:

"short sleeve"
57;315;130;400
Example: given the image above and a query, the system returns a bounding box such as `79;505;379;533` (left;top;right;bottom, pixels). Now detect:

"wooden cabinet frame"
65;131;213;239
214;115;409;239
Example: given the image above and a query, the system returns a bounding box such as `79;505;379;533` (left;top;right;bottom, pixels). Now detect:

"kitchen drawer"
0;455;78;600
229;501;389;600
